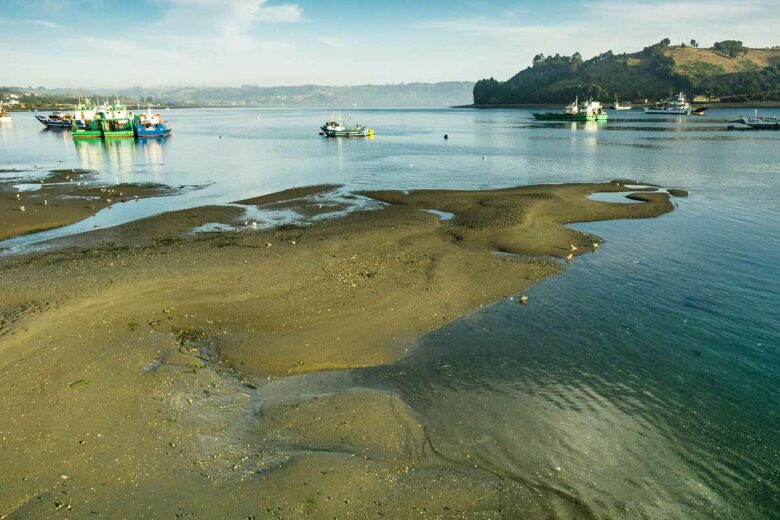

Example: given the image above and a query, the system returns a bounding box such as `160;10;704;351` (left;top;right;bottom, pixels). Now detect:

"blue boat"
133;109;172;138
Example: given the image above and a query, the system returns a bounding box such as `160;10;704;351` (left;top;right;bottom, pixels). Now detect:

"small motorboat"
691;106;708;116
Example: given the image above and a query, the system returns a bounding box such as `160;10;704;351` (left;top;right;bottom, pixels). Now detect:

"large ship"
320;114;374;137
533;98;608;122
644;92;693;115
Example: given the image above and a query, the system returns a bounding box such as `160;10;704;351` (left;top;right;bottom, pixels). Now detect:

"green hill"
473;39;780;105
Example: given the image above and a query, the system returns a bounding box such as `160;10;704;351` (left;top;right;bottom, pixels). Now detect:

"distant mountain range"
1;82;475;109
473;40;780;105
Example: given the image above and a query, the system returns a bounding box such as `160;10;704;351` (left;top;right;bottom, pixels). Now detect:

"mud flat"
0;181;678;518
0;168;177;241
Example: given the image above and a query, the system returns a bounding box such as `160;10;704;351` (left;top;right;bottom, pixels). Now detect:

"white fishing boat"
731;110;780;130
610;96;632;111
644;92;692;115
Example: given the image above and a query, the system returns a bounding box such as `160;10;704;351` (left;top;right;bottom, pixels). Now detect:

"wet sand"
0;181;678;518
0;169;176;241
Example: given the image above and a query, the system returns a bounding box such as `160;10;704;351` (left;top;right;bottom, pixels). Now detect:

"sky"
1;0;779;88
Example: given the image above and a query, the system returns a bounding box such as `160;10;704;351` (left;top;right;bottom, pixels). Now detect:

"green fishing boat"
71;99;102;140
99;102;134;138
533;98;608;122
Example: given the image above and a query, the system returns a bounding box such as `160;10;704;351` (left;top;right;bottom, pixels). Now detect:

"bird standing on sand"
566;252;574;261
569;244;578;251
19;206;25;212
15;193;21;200
44;200;48;206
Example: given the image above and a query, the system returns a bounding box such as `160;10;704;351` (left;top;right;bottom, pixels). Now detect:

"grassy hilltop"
473;39;780;105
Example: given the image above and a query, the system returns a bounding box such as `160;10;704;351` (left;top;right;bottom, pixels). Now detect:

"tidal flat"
0;181;678;518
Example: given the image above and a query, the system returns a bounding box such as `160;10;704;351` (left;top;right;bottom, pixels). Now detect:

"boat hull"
135;124;172;138
36;115;72;129
644;108;692;115
103;130;135;139
532;113;608;122
72;130;102;140
321;127;374;137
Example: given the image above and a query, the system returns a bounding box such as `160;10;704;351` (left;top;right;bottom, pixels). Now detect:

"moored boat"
644;92;693;115
36;111;73;129
133;108;172;138
99;102;134;138
533;98;608;122
0;106;12;123
731;110;780;130
610;96;632;111
320;114;374;137
71;99;103;139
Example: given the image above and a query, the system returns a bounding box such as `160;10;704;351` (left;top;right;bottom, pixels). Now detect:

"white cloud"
417;0;780;80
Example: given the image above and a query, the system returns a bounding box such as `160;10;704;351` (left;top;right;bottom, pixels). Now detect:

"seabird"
44;200;48;206
569;244;578;251
19;206;25;212
518;295;529;304
566;252;574;261
592;242;599;250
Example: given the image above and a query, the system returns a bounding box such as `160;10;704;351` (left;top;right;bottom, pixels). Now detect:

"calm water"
1;109;779;517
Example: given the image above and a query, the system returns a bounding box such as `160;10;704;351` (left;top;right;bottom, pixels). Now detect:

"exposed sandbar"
0;181;677;518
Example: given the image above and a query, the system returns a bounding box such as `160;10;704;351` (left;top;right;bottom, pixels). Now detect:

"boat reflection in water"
72;134;170;182
73;138;138;177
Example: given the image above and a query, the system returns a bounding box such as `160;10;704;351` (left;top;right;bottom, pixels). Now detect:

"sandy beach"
0;181;679;518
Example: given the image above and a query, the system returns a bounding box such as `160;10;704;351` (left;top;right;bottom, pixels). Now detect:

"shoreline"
0;181;682;517
456;101;780;109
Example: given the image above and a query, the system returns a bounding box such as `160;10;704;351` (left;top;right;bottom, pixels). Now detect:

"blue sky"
1;0;778;88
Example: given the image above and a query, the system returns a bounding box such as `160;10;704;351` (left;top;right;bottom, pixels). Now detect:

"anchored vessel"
320;114;374;137
644;92;693;115
99;102;134;138
134;108;172;138
0;105;11;123
610;96;632;111
71;99;104;140
36;111;73;129
731;110;780;130
533;98;608;122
